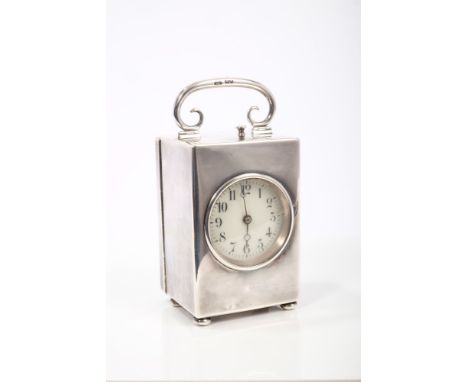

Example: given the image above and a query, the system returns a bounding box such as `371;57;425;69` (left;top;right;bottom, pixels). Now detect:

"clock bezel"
204;172;295;272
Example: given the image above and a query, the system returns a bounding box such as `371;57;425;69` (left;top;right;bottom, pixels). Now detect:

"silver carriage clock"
156;78;299;325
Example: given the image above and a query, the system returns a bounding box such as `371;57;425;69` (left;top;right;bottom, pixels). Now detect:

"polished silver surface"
204;173;295;272
157;139;197;313
173;78;275;141
193;138;299;318
156;137;300;321
280;302;298;311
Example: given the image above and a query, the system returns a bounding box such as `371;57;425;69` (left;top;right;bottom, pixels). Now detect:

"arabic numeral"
241;183;251;196
216;202;228;213
257;239;264;250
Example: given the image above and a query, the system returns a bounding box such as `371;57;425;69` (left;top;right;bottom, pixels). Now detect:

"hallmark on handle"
173;78;275;141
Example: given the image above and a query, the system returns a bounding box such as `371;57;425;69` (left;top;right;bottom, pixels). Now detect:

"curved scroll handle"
174;78;275;141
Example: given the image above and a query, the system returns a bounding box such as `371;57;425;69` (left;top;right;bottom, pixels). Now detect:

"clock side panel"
157;138;197;315
192;138;300;318
155;139;165;292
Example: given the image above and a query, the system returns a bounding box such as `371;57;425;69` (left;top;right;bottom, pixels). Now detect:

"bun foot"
280;302;297;311
170;298;181;307
193;317;212;326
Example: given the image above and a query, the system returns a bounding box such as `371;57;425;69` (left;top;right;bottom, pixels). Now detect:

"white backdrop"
107;0;360;380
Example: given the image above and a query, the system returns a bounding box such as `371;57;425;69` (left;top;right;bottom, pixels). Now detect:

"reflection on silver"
173;78;276;141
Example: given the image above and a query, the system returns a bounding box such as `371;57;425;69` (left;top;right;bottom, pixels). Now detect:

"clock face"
205;173;294;271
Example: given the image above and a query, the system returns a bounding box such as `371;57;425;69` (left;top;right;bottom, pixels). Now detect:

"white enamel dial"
205;173;294;271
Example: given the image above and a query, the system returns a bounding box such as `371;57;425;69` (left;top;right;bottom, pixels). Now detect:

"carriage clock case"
156;78;299;325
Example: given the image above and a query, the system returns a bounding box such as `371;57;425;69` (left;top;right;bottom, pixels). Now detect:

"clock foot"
193;317;212;326
280;302;297;311
170;298;181;307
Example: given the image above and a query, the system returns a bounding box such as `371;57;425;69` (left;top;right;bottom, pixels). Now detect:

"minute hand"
242;193;248;215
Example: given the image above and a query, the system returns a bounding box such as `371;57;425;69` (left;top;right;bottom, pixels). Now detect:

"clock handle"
173;78;276;141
